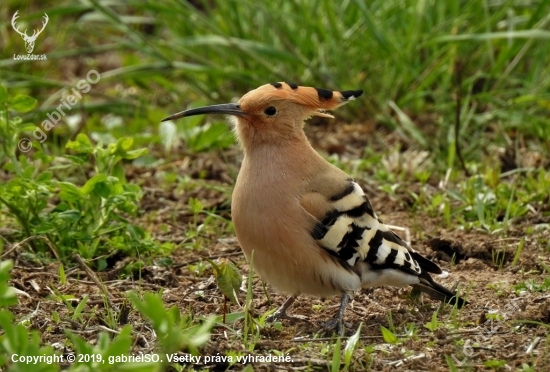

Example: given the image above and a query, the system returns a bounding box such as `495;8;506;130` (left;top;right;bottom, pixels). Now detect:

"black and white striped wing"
310;180;441;276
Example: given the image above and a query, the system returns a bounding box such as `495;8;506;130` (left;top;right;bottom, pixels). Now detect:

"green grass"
1;0;550;370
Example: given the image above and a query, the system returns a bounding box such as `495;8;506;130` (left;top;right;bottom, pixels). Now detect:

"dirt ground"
6;121;550;371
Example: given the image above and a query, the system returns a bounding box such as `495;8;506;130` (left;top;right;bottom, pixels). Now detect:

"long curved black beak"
161;103;245;122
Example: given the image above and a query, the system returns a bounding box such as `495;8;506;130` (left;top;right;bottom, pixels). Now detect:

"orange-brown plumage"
238;82;362;118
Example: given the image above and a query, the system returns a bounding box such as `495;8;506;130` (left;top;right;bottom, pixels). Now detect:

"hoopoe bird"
162;82;467;335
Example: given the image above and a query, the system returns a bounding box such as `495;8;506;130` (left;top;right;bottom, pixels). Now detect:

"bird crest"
239;82;363;118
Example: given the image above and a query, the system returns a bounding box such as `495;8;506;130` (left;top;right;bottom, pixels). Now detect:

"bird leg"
321;293;350;336
266;295;307;322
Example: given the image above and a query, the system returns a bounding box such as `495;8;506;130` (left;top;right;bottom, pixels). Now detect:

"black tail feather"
412;278;468;308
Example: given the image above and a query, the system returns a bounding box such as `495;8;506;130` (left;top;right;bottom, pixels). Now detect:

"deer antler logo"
11;11;49;54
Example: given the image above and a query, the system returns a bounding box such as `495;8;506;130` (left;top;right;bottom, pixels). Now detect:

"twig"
73;253;117;309
29;279;40;292
1;235;60;259
69;328;102;335
387;353;426;367
472;346;497;351
97;325;119;334
526;337;541;354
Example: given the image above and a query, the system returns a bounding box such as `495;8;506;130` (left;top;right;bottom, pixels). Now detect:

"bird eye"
264;106;277;116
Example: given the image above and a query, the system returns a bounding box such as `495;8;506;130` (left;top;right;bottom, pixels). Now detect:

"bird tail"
412;277;468;308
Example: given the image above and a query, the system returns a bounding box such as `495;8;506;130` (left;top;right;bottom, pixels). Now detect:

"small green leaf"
331;337;341;372
103;325;133;360
180;315;216;348
94;181;111;198
223;312;245;324
72;295;88;321
81;174;108;195
96;258;107;271
0;285;17;307
33;221;56;234
66;330;94;355
66;133;94;154
157;257;173;267
168;305;181;325
112;163;126;182
0;260;14;282
57;182;83;203
63;155;88;165
424;310;439;331
36;171;53;182
11;94;37;112
126;224;145;240
118;137;134;151
130;293;165;326
189;198;203;214
108;137;148;160
59;264;66;285
124;148;149;160
484;359;507;369
380;325;398;344
56;210;81;224
344;322;362;367
207;258;241;304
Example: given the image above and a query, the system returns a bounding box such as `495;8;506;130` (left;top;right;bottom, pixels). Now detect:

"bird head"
161;82;363;147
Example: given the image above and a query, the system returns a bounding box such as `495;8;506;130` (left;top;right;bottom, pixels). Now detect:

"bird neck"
239;129;326;185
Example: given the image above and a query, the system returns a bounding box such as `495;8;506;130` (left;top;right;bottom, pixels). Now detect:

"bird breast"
231;143;361;296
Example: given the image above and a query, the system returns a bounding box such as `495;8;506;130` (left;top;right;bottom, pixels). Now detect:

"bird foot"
320;293;351;336
265;296;307;324
320;317;346;336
